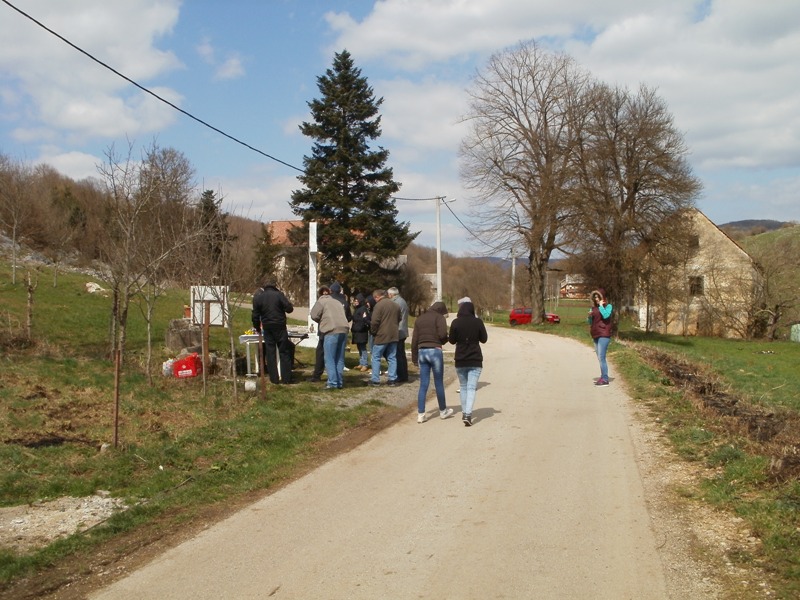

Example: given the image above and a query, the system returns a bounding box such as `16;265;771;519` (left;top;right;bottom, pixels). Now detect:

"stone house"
636;209;762;338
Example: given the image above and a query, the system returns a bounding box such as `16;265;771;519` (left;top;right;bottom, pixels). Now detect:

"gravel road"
89;325;726;599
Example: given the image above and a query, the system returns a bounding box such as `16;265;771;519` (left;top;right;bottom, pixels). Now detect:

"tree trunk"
527;251;547;324
25;270;36;342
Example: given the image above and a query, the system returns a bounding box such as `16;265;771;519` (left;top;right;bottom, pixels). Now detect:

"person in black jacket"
251;279;294;384
351;294;370;371
448;300;488;426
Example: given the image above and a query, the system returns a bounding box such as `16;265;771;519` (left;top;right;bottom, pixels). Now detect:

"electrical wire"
2;0;484;246
1;0;303;173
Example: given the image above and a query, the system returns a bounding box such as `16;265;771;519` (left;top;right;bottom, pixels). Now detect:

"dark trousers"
312;332;326;379
262;326;293;384
396;336;409;382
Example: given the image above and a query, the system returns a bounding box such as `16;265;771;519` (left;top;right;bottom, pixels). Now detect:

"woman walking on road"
588;288;613;386
410;301;453;423
448;300;487;426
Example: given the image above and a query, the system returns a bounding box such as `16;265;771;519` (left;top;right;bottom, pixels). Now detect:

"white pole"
302;221;319;348
510;252;516;310
435;196;443;302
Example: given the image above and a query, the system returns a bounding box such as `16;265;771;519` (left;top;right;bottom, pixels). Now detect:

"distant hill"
719;219;793;234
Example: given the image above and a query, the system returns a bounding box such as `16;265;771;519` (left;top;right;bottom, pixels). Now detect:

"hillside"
719;219;795;238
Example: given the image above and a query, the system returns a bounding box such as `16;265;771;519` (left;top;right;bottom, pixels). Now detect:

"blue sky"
1;0;799;257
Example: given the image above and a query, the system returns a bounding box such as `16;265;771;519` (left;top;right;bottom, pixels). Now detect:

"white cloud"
196;36;245;81
36;148;103;182
214;56;245;81
377;78;469;156
215;170;299;224
566;1;800;171
197;38;215;64
0;0;182;143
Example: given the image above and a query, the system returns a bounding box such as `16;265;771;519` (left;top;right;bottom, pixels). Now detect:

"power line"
2;0;485;247
1;0;303;173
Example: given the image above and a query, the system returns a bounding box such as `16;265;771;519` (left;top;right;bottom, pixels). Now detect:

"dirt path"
84;325;738;599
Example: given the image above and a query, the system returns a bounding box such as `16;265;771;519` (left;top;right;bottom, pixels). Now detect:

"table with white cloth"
238;329;309;376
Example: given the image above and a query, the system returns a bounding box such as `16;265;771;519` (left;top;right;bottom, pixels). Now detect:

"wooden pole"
202;301;211;396
113;348;121;448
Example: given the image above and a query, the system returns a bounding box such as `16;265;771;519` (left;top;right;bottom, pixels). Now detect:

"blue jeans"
594;336;610;381
323;332;347;388
417;348;446;413
371;341;397;383
356;343;368;367
456;366;482;416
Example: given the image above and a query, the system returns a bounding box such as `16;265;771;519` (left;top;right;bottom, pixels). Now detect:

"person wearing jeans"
588;288;613;386
368;289;401;386
455;366;482;422
448;300;488;426
323;329;348;389
309;285;350;389
410;301;452;423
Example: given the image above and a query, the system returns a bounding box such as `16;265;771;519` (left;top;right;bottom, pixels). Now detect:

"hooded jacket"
588;288;613;339
410;301;448;364
448;301;488;368
351;294;370;344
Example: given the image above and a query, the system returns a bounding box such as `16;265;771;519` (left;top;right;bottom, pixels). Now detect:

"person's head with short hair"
372;288;386;301
318;285;331;297
387;287;399;297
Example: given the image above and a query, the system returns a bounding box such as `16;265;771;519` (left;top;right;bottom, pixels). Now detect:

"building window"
689;275;704;296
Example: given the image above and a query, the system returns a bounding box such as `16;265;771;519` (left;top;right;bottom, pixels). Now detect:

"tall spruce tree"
290;50;417;294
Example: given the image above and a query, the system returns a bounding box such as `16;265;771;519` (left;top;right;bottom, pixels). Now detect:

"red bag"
172;353;203;378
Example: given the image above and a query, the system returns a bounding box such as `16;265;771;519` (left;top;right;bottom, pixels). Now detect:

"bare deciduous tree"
97;141;203;443
748;234;800;339
0;155;36;285
460;40;592;323
571;84;701;307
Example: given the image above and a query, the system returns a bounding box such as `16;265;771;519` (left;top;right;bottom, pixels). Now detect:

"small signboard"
190;286;229;327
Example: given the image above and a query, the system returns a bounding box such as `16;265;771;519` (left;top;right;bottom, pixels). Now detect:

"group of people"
252;276;611;426
309;285;410;390
411;296;488;426
251;279;490;427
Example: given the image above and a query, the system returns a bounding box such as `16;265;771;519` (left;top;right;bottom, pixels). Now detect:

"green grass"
4;266;800;596
0;262;387;587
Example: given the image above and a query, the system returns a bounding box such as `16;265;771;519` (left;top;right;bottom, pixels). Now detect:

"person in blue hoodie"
587;288;613;386
448;300;488;426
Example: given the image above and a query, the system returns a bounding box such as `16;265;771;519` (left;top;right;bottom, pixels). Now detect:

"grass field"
2;266;800;597
0;263;384;588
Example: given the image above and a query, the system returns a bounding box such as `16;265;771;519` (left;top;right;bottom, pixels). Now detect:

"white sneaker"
440;408;454;420
456;388;460;393
417;412;427;423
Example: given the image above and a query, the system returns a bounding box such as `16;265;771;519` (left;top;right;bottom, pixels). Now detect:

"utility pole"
435;196;443;302
510;250;516;310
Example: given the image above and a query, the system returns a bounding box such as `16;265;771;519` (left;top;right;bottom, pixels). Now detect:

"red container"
173;353;202;378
